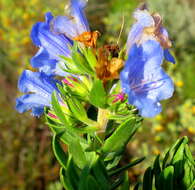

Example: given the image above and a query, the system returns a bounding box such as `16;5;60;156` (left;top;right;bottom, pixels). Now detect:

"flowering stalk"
15;1;195;190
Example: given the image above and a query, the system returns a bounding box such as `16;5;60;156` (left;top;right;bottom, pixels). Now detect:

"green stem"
97;108;109;133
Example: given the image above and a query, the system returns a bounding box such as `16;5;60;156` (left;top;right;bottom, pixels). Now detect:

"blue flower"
127;9;175;64
31;12;73;76
120;8;175;117
120;40;174;117
16;70;60;117
51;0;90;39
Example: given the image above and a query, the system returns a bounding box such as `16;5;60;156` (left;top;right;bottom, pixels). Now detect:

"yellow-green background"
0;0;195;189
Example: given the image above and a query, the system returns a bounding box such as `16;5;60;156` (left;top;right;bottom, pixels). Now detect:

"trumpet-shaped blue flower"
51;0;90;39
120;8;174;117
16;70;60;116
120;40;174;117
31;12;73;76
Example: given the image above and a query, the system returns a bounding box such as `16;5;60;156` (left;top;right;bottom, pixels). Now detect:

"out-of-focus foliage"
0;0;195;189
101;0;139;44
0;0;66;70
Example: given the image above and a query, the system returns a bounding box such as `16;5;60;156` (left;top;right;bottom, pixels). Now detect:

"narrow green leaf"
184;145;195;165
72;51;94;75
60;167;74;190
89;79;107;108
52;133;68;169
163;136;188;169
133;183;140;190
92;159;110;190
67;158;80;190
119;171;130;190
102;118;138;153
69;139;87;169
187;180;195;190
81;47;97;69
143;167;153;190
158;166;174;190
66;96;99;129
51;92;69;126
182;159;195;189
153;155;162;189
78;166;91;190
108;157;145;176
110;175;124;190
86;176;101;190
171;137;188;178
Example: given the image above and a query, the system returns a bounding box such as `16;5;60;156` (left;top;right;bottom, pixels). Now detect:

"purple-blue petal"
31;19;71;58
30;12;72;76
31;47;57;75
51;0;89;39
31;22;42;46
164;49;175;64
51;16;80;38
16;94;47;117
120;40;174;118
45;12;53;24
127;10;154;52
16;70;61;116
18;70;59;95
70;0;90;32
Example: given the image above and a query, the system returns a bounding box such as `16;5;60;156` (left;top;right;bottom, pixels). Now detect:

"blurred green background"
0;0;195;189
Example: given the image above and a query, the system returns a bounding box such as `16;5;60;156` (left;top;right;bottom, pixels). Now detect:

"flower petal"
51;0;89;39
16;94;48;116
127;10;154;52
18;70;59;96
70;0;89;32
31;47;57;75
120;40;174;117
31;12;72;58
51;16;80;38
164;49;175;64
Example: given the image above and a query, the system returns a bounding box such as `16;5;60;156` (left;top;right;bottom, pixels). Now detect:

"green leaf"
158;166;174;190
51;92;69;126
89;79;107;108
67;158;80;190
171;137;188;178
83;48;97;69
133;183;140;190
72;51;94;75
182;159;195;189
153;155;162;189
78;166;91;190
68;139;87;169
105;154;122;170
110;174;125;190
60;167;74;190
187;180;195;190
92;159;110;190
51;93;95;134
162;136;188;169
184;145;195;165
65;96;99;131
102;118;138;153
86;176;101;190
108;157;145;176
52;133;68;169
119;171;130;190
143;167;153;190
60;56;84;75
